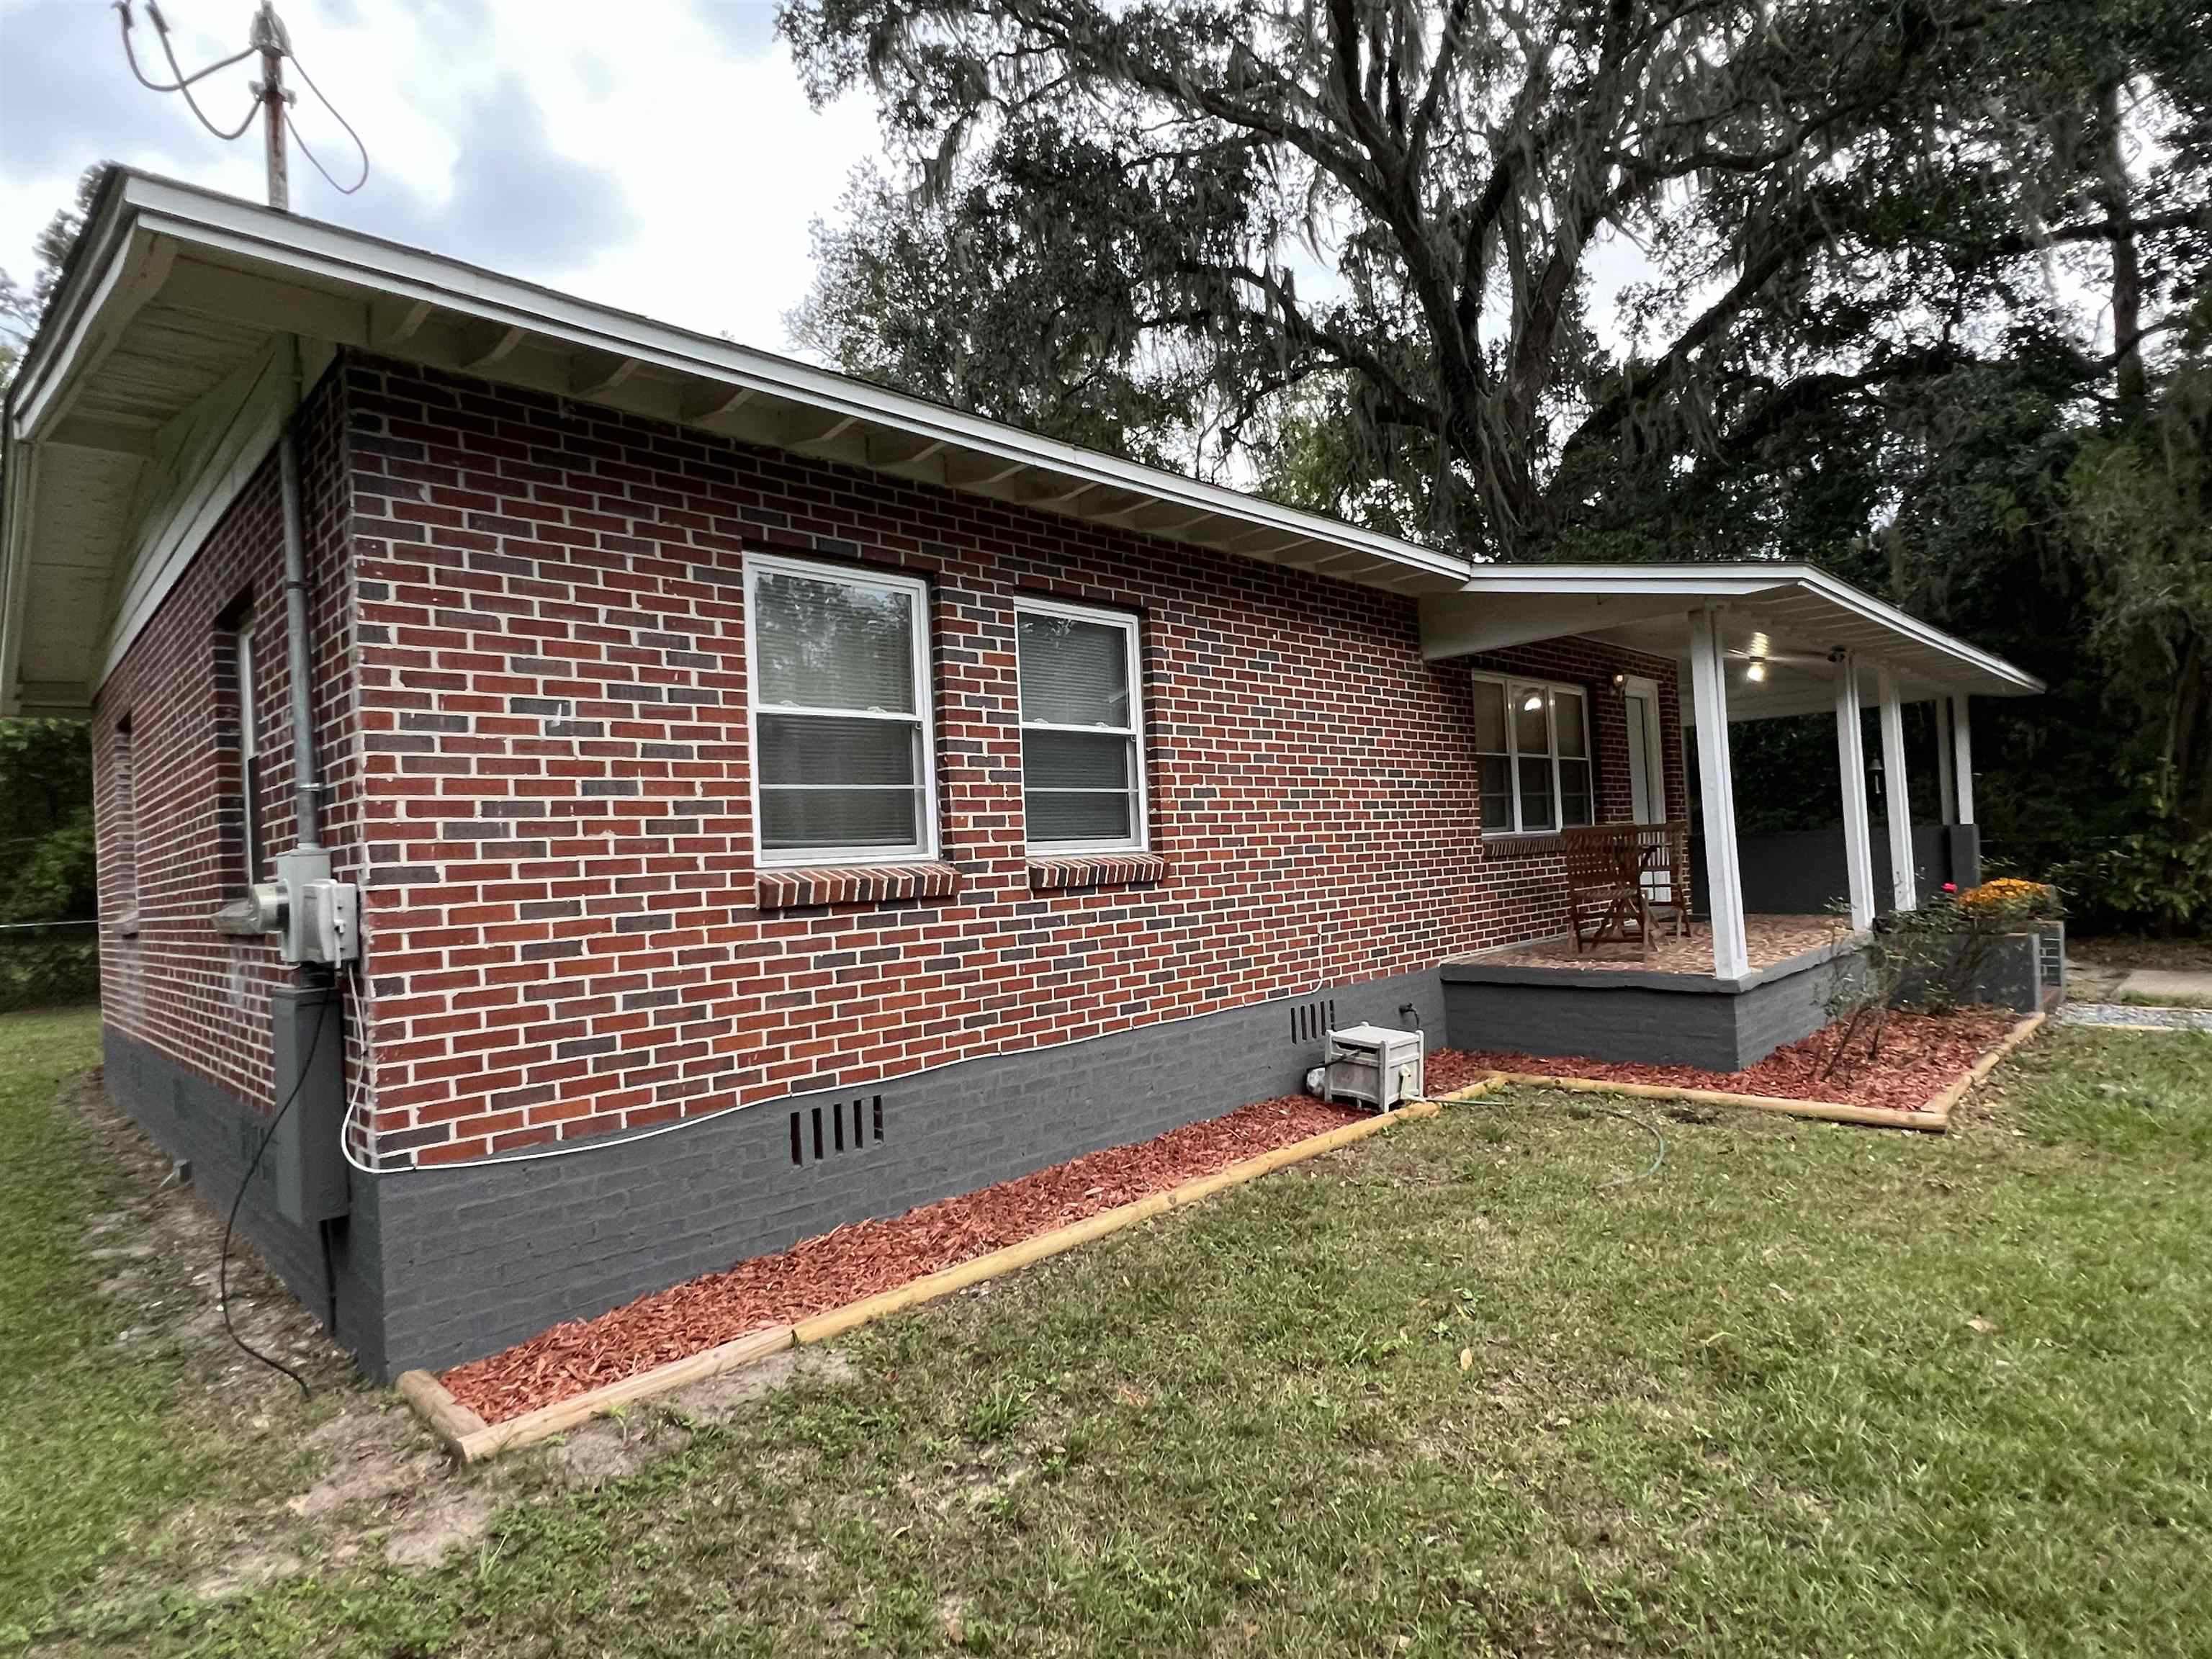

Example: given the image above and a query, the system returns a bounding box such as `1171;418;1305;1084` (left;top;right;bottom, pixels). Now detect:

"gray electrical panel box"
266;984;350;1225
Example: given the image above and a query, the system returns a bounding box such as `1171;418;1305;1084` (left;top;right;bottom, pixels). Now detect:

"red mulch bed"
443;1093;1366;1424
1424;1007;2018;1111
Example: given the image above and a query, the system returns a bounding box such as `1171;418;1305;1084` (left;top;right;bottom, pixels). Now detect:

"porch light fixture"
1745;657;1768;683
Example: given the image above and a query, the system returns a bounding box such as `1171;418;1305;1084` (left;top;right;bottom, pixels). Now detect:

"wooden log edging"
1467;1010;2051;1135
397;1099;1444;1462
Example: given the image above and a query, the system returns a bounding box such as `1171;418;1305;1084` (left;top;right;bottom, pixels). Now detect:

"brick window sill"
1028;853;1166;893
755;862;963;911
1481;833;1566;857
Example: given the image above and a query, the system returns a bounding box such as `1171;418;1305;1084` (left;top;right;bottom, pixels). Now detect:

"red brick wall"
90;354;1690;1174
338;356;1686;1169
92;367;369;1118
1460;637;1694;935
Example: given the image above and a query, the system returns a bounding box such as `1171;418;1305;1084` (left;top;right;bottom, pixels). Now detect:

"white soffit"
1418;564;2043;702
1;171;1484;714
2;171;2038;718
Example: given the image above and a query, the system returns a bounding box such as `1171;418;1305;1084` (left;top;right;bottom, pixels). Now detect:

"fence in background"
0;920;100;1012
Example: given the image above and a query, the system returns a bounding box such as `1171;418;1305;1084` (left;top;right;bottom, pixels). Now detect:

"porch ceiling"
1419;565;2042;714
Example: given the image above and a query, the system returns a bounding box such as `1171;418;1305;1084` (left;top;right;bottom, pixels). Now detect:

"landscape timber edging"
395;1097;1449;1462
1469;1010;2050;1135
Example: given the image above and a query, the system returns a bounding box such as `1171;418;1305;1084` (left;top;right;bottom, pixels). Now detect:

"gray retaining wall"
1440;941;1862;1072
107;966;1444;1379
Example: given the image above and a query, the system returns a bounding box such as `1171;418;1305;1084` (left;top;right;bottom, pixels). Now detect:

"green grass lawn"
7;1005;2211;1656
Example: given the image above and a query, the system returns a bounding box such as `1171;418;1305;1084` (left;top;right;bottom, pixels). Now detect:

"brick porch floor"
1467;914;1845;976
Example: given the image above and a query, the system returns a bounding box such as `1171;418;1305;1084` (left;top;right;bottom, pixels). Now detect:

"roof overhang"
1;171;2040;722
1418;564;2043;716
2;169;1478;715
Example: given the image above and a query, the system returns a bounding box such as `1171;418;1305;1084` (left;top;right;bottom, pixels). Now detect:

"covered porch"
1423;565;2044;1069
1473;913;1838;976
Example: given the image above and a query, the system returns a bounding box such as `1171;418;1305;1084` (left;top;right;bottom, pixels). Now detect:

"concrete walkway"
2059;1002;2212;1033
2110;968;2212;1006
2066;962;2212;1007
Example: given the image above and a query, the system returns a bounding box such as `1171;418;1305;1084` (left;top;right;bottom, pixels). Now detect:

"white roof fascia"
79;175;1472;592
1454;562;2042;694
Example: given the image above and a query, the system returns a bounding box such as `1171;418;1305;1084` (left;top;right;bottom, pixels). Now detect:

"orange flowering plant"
1952;878;2062;922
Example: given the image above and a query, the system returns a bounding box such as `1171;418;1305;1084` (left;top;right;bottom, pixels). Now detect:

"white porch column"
1936;698;1958;823
1833;653;1877;931
1876;665;1917;910
1949;695;1975;824
1689;607;1750;979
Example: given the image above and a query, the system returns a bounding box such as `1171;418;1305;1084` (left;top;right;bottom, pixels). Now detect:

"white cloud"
0;0;881;354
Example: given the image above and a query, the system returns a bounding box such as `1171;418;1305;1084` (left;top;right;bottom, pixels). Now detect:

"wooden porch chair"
1562;822;1694;956
1562;824;1650;956
1630;822;1694;940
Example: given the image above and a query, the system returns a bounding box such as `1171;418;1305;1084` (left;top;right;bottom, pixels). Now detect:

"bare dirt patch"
53;1064;846;1614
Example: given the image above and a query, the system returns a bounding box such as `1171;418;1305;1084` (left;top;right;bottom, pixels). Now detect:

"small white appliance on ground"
1313;1024;1426;1110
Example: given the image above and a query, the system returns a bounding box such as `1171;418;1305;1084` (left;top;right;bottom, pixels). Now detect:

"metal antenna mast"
249;1;292;210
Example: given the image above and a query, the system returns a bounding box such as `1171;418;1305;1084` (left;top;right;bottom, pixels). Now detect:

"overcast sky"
1;0;883;356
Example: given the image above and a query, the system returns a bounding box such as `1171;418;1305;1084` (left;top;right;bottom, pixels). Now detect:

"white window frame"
743;552;939;868
1472;673;1593;836
1013;595;1149;855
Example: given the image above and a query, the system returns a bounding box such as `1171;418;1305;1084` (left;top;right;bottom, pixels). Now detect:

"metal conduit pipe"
278;341;322;853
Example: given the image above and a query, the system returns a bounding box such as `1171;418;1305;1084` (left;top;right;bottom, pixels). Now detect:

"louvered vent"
790;1094;884;1166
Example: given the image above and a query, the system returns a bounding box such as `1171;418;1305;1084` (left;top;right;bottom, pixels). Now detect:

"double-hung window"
1473;675;1592;835
1015;598;1146;853
745;554;936;864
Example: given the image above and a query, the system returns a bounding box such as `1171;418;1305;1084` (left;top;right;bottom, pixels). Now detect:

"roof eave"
1450;561;2042;696
89;172;1474;593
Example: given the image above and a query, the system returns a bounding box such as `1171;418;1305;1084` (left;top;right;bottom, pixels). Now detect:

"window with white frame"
1015;598;1146;853
1472;675;1593;835
745;554;936;864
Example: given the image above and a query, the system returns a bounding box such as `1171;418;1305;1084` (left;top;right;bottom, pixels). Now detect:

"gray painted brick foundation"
105;967;1444;1379
99;931;2055;1382
1441;943;1861;1072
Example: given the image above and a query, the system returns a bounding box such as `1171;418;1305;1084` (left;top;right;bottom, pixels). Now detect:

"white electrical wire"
341;968;1357;1177
116;1;261;140
282;47;369;194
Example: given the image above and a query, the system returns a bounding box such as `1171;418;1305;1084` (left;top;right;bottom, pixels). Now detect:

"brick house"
1;173;2040;1377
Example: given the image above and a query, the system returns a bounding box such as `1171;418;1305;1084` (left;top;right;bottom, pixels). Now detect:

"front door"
1622;680;1667;907
1623;685;1661;824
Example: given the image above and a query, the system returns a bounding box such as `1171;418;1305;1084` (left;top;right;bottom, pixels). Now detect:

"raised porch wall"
1441;935;1861;1071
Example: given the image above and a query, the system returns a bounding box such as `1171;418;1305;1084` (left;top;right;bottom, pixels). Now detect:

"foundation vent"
790;1094;885;1166
1289;997;1336;1045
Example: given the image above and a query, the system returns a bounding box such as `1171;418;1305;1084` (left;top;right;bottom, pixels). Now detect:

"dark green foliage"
782;0;2210;930
0;720;96;923
0;721;99;1012
0;163;104;387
